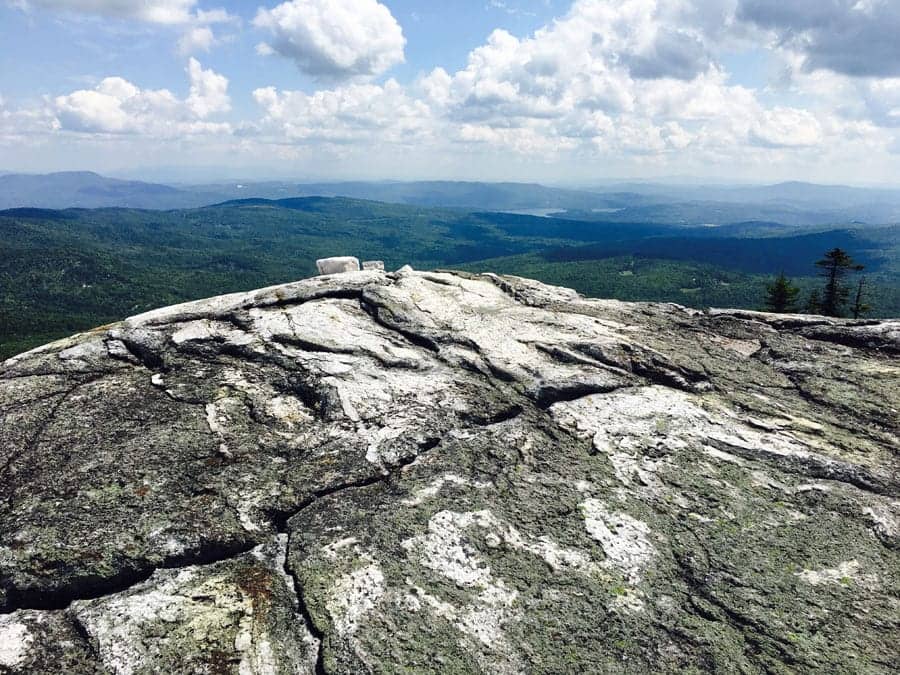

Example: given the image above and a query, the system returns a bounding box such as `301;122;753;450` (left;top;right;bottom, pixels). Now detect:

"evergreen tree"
805;289;822;315
850;277;872;319
764;272;800;313
815;248;864;317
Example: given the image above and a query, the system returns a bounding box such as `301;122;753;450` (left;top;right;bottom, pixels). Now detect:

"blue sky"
2;1;900;185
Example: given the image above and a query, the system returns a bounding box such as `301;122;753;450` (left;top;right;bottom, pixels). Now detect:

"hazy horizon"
5;168;900;193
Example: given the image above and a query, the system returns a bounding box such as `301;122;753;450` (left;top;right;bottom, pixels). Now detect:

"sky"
2;0;900;185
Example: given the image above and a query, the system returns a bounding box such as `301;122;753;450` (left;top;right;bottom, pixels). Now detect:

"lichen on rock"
1;269;898;673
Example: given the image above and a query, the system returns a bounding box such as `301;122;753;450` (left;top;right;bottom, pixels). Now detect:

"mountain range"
3;172;900;226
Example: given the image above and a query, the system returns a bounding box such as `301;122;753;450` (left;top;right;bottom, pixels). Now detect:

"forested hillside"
2;197;897;360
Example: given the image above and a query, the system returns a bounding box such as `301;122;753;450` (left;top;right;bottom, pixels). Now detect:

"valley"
2;193;897;361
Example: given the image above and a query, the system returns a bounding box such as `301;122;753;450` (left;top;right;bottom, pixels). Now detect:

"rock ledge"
1;269;898;673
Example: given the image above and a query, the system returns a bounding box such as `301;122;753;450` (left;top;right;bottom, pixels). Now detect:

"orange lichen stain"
237;565;274;613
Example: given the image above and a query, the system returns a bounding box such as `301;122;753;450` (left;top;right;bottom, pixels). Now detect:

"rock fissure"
282;531;327;675
2;375;103;504
704;437;897;497
0;538;258;615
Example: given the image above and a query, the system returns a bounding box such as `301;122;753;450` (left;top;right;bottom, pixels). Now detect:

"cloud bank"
5;0;900;180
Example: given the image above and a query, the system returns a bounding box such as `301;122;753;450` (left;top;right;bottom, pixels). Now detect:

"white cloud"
185;57;229;117
250;79;431;145
53;59;230;136
10;0;900;181
255;42;275;57
178;26;215;55
237;0;866;171
253;0;406;80
749;107;823;148
0;94;59;141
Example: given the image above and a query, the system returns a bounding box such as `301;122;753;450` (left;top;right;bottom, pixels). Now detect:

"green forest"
2;197;898;360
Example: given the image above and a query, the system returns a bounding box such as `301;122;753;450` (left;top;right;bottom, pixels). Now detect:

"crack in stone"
0;538;258;615
2;374;103;506
282;530;327;675
673;532;807;669
0;432;442;626
705;437;897;497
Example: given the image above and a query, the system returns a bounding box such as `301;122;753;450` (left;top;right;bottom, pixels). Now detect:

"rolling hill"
2;197;897;360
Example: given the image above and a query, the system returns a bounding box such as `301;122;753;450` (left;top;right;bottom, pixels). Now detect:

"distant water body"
499;208;565;217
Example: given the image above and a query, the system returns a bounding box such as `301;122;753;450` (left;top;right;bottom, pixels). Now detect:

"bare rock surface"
1;269;898;674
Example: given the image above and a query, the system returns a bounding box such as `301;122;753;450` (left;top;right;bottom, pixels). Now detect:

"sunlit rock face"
316;256;361;275
1;269;898;674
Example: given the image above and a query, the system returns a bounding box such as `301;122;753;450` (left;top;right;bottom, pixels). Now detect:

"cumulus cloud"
185;57;229;117
53;58;230;136
250;79;431;144
238;0;846;167
253;0;406;80
738;0;900;77
415;1;741;156
12;0;900;178
624;28;710;81
178;26;215;55
749;107;822;148
0;94;59;141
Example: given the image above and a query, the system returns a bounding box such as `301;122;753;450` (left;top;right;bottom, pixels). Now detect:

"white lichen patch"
403;509;614;671
0;616;32;668
405;578;523;673
581;499;656;585
401;474;492;506
796;560;861;586
72;552;313;675
403;511;494;587
320;537;362;561
235;494;266;533
364;424;407;467
611;588;647;613
326;564;385;636
265;396;312;428
457;581;520;647
863;502;900;542
205;402;225;435
404;509;602;588
238;636;278;675
73;569;202;674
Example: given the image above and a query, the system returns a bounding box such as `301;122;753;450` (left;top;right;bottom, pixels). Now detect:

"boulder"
361;260;385;271
315;256;360;275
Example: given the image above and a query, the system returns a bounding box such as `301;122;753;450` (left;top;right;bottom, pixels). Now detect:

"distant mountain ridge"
0;171;220;210
3;171;900;226
597;180;900;209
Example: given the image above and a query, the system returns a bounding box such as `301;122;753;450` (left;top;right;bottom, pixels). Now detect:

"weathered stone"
316;257;360;275
1;270;897;674
361;260;385;271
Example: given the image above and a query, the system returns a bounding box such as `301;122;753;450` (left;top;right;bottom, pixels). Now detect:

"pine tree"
850;277;872;319
805;289;822;315
815;248;864;317
764;272;800;313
